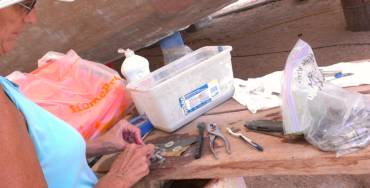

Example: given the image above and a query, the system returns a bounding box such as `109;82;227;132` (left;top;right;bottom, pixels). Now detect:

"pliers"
207;123;231;159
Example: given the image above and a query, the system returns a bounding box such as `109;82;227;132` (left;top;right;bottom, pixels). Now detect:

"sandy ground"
137;0;370;187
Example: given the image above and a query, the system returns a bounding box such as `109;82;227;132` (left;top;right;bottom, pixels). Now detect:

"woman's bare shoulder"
0;85;47;187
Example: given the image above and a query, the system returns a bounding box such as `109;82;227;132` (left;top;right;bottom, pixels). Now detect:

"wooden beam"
341;0;370;31
0;0;235;75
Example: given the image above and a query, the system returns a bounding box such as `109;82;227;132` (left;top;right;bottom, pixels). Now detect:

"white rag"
233;60;370;113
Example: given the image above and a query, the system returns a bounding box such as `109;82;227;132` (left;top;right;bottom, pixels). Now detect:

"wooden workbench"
93;85;370;186
143;85;370;181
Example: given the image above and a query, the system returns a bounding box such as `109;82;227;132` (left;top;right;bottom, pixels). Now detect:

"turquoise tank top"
0;77;97;188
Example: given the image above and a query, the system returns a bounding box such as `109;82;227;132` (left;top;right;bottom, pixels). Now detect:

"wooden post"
341;0;370;31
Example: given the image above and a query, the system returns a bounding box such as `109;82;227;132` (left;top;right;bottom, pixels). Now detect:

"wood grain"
0;0;235;75
341;0;370;31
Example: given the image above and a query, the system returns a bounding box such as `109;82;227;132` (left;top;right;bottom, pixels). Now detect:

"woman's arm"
0;87;47;187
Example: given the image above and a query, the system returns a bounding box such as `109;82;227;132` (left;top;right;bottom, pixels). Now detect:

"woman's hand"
86;119;144;158
121;119;145;145
95;144;154;188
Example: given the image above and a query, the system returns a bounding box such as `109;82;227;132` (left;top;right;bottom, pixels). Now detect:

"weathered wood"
204;99;247;115
140;0;370;80
0;0;235;75
341;0;370;31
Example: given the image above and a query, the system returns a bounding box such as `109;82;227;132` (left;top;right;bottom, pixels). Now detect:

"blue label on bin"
179;80;220;116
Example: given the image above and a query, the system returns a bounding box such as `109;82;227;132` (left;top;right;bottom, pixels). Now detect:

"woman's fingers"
109;144;153;187
132;127;144;145
121;123;144;145
144;144;154;159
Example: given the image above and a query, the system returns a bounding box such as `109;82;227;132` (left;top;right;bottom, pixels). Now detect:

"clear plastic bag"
282;39;325;135
282;39;370;156
12;50;133;140
304;85;370;156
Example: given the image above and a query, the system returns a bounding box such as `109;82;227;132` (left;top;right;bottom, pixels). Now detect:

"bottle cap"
117;48;135;57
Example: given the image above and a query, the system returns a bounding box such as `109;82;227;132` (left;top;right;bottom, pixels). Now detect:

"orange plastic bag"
12;50;132;140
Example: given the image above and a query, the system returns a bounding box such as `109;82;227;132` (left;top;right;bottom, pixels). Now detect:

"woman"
0;1;154;187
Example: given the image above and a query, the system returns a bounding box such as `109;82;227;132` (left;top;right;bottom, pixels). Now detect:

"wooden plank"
177;0;370;80
146;107;370;180
144;85;370;180
0;0;235;75
341;0;370;31
347;84;370;94
205;99;247;115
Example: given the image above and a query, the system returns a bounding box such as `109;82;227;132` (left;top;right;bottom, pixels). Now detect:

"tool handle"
240;135;264;152
194;135;204;159
194;123;205;159
244;121;283;132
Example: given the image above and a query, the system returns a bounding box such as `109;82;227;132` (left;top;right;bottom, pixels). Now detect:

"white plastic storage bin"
127;46;234;132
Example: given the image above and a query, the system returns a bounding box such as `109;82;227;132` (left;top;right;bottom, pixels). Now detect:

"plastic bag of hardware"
282;39;370;156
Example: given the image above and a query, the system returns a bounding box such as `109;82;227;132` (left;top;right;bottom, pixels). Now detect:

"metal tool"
207;123;231;159
245;120;283;132
194;122;206;159
326;73;354;81
244;120;284;138
151;146;166;164
227;127;263;152
321;70;354;81
153;134;198;157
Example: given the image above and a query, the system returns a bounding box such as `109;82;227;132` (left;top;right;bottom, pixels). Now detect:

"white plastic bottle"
118;48;150;83
118;48;150;114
